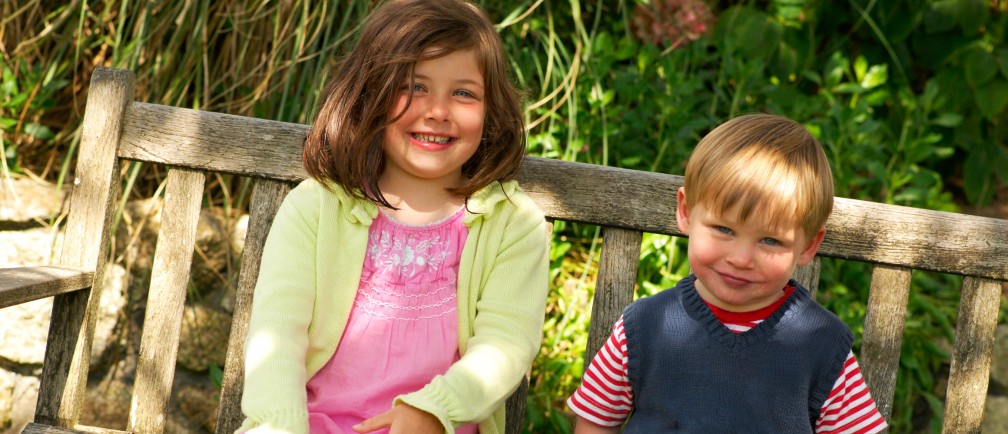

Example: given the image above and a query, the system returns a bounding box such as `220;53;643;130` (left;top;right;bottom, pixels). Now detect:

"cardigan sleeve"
237;181;322;434
396;189;551;432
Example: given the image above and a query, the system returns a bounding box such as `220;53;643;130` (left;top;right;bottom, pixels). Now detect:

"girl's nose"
425;96;450;122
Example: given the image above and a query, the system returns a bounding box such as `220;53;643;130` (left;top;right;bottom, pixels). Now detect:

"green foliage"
3;1;1007;433
498;1;1007;432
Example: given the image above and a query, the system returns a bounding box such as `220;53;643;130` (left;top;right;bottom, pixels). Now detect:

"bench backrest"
31;67;1008;433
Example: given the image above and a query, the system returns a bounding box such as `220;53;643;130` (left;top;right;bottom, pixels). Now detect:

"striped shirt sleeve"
567;316;889;433
567;317;633;426
814;352;888;433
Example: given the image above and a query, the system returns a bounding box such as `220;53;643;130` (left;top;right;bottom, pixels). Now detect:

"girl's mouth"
412;133;453;144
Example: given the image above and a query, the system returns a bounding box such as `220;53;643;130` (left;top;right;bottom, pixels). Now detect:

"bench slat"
0;266;93;309
942;276;1001;434
130;168;206;434
34;67;133;428
859;264;912;421
215;179;292;434
117;102;1008;280
584;227;642;368
120;102;307;182
793;258;821;297
22;423;128;434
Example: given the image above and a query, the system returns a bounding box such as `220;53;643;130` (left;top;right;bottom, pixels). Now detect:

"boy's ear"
675;187;691;235
797;227;827;265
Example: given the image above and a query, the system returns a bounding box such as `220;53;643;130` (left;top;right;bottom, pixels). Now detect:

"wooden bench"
2;67;1006;434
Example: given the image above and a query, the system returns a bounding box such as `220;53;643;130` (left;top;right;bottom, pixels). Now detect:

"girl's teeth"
415;134;450;144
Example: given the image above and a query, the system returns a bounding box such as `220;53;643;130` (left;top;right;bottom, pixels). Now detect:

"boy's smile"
675;188;825;312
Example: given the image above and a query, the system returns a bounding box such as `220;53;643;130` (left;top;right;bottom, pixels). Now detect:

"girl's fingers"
352;409;393;433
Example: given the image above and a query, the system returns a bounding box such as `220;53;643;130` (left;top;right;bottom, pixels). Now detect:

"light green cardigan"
238;179;550;434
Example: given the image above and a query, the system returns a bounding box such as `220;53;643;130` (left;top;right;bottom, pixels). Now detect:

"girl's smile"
381;48;485;190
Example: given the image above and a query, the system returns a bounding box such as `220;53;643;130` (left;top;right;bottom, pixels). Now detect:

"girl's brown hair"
302;0;526;207
683;114;835;239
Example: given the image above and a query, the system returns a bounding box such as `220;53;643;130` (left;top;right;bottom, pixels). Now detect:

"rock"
0;176;64;227
0;371;40;434
991;324;1008;391
984;395;1008;434
0;262;126;367
177;384;220;432
177;305;232;372
0;227;62;267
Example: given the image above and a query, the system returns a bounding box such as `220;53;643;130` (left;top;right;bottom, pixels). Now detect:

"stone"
991;324;1008;391
177;384;220;433
177;305;232;372
984;395;1008;434
0;372;40;434
0;176;64;226
0;262;126;367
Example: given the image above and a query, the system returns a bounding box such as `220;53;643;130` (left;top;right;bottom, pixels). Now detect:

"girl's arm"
238;181;321;434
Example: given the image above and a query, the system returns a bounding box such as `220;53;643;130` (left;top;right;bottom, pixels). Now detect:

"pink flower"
631;0;715;49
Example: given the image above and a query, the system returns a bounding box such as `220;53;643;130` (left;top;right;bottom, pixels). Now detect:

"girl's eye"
412;83;425;92
454;89;475;98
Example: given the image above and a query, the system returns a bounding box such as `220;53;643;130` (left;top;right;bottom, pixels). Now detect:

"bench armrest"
0;266;95;309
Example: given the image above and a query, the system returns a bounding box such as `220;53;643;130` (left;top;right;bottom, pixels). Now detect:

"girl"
237;1;550;433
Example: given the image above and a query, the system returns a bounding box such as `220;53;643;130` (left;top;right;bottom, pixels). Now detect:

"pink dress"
306;207;478;434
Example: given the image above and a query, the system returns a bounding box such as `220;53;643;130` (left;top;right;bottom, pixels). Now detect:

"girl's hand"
352;404;443;434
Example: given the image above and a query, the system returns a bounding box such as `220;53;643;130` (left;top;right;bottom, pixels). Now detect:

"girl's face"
381;48;485;190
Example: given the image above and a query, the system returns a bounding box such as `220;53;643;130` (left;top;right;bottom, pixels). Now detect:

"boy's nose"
725;245;755;268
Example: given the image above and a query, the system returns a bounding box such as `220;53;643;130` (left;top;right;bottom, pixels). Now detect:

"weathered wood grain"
793;257;821;296
0;267;93;309
504;374;530;434
942;277;1001;434
584;227;642;369
116;103;1008;280
119;102;308;182
859;264;912;421
215;179;292;434
35;66;133;428
130;168;205;434
22;423;127;434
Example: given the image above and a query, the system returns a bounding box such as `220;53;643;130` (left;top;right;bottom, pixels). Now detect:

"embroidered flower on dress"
368;229;451;278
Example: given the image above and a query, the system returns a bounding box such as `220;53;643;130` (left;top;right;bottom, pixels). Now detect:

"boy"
568;114;888;433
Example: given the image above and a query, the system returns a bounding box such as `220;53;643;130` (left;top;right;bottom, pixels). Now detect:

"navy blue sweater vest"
622;275;853;433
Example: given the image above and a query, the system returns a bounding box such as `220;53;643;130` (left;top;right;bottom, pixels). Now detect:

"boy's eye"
715;226;732;235
761;237;781;246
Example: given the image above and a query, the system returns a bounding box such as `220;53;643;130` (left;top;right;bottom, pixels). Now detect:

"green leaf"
923;0;959;33
958;0;989;36
932;112;963;128
963;147;994;205
963;47;997;87
861;64;888;89
23;123;55;140
996;48;1008;80
974;78;1008;120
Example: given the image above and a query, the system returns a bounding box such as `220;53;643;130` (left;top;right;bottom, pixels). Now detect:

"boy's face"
676;188;826;312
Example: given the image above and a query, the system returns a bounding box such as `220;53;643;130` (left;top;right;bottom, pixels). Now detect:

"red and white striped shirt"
568;290;888;433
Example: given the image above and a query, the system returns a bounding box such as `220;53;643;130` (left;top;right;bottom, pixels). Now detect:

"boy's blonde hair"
683;114;834;239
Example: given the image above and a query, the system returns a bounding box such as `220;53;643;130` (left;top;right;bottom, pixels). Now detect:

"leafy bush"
2;1;1006;433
